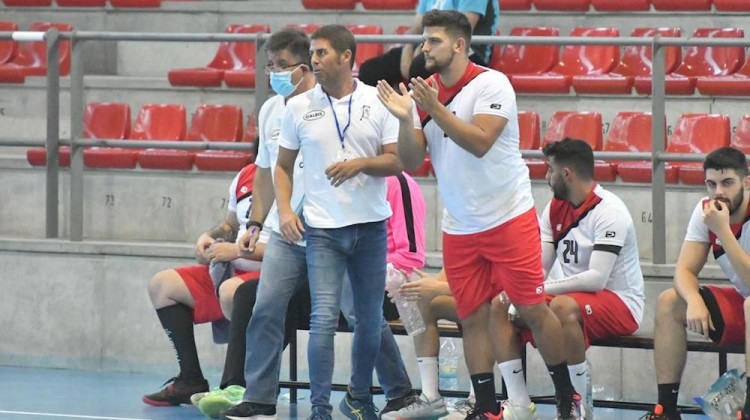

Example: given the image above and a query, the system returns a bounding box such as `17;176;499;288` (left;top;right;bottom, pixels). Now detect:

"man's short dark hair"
704;146;749;178
311;24;357;69
267;28;311;67
421;9;472;48
542;137;595;180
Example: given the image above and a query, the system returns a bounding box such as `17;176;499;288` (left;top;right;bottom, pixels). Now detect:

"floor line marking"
0;410;152;420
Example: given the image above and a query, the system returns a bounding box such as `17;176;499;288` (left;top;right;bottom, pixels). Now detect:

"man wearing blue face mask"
221;28;416;420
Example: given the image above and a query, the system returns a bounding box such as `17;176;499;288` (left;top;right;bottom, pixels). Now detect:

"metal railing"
1;29;747;263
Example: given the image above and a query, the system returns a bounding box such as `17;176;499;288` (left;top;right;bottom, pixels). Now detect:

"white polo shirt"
540;184;645;324
256;94;305;235
685;198;750;298
420;64;534;234
227;166;270;272
278;81;397;229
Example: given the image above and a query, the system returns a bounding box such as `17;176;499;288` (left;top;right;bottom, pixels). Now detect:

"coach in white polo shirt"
274;25;402;420
377;10;582;419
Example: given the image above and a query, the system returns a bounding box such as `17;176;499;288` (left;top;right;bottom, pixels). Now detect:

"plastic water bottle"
439;338;459;391
385;263;426;336
585;359;594;411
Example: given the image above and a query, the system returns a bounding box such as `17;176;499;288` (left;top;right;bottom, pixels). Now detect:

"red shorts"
704;285;745;346
443;208;545;319
175;265;260;324
520;289;638;348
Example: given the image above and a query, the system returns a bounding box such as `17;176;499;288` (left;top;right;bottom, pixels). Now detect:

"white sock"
418;357;440;401
469;381;475;399
568;361;588;400
498;359;531;407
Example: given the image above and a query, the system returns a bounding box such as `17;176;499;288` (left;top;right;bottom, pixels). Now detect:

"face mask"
270;66;303;97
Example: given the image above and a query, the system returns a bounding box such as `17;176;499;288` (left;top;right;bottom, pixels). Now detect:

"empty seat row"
521;111;749;185
168;24;383;89
27;103;258;171
3;0;163;7
0;21;72;84
497;27;750;96
302;0;750;11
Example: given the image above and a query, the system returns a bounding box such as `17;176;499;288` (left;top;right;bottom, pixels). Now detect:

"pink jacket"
386;173;426;275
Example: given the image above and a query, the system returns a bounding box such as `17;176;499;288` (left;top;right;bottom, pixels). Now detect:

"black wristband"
245;220;263;231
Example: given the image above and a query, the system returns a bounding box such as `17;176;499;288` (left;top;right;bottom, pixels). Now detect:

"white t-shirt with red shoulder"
256;94;306;236
685;198;750;298
227;164;269;272
417;62;534;235
540;184;645;325
279;81;398;229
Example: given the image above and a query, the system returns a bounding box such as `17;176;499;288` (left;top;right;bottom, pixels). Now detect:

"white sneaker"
500;400;540;420
385;393;448;419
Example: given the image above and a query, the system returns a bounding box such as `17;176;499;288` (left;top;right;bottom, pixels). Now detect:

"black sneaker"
142;375;208;406
555;391;584;420
379;390;419;419
221;401;278;419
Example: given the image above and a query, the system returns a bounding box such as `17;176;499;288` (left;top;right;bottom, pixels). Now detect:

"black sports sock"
220;280;259;388
744;378;750;414
470;373;499;414
548;362;575;395
156;304;203;382
657;383;680;415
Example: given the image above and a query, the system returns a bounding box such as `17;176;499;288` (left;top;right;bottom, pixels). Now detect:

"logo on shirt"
585;304;593;315
490;103;502;110
716;238;722;246
303;110;325;121
270;129;280;141
240;186;249;194
556;224;562;232
605;231;616;238
535;286;544;295
360;105;371;121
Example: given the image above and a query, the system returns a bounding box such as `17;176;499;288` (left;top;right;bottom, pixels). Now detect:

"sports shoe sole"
224;415;278;420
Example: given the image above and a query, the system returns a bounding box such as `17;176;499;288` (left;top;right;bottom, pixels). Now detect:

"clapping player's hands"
408;77;440;115
377;80;415;122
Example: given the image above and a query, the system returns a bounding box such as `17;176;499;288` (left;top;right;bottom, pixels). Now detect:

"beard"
717;189;744;214
551;179;569;201
425;52;455;73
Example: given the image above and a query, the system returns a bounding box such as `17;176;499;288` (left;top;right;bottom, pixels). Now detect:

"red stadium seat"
731;115;750;153
0;22;19;65
243;114;258;143
528;112;602;180
511;28;619;94
518;111;545;179
1;0;52;6
301;0;355;9
592;0;650;11
696;54;750;96
619;114;730;184
386;25;412;51
652;0;710;10
80;103;135;169
132;104;190;170
187;105;250;171
635;28;745;95
57;0;105;6
27;147;70;167
533;0;590;11
168;24;269;88
596;112;661;182
493;27;559;77
714;0;750;11
674;114;732;185
572;28;680;95
110;0;161;7
0;22;73;83
500;0;532;10
286;24;321;35
346;25;384;74
361;0;416;9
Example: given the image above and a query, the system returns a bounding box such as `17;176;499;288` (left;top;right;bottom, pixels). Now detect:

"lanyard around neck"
325;81;356;151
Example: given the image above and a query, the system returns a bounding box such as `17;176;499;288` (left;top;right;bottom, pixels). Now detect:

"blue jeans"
306;221;387;415
243;232;308;405
340;277;412;400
